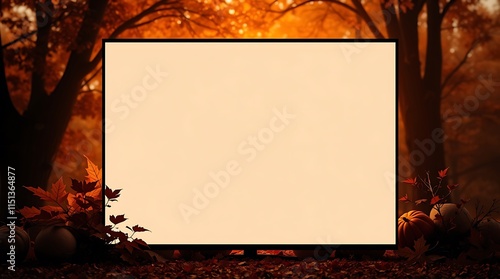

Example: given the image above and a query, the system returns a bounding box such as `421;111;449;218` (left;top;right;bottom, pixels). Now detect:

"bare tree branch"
441;71;467;99
441;0;457;22
441;24;475;31
79;89;102;95
81;66;102;90
86;0;182;74
267;0;359;23
1;30;38;49
180;8;224;32
350;0;384;38
266;0;384;38
2;6;74;49
130;14;178;29
50;0;108;101
441;38;480;90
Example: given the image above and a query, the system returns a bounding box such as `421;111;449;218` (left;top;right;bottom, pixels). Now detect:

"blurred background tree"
262;0;500;215
1;0;499;219
1;0;260;217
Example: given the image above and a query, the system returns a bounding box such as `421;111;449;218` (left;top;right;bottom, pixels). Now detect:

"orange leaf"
18;206;41;219
84;155;102;187
30;209;64;222
87;186;102;202
447;184;458;191
67;193;83;213
40;205;64;213
71;179;97;194
110;214;127;225
128;225;150;233
133;238;149;248
105;186;121;200
414;199;427;205
402;177;417;185
25;177;68;206
24;186;52;202
438;168;449;178
399;194;411;203
68;184;101;213
430;196;441;205
396;236;429;261
433;214;443;222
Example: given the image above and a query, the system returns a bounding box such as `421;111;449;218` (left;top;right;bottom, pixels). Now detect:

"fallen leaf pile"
1;256;499;278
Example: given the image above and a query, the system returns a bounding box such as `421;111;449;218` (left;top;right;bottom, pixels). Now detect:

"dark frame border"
101;38;399;252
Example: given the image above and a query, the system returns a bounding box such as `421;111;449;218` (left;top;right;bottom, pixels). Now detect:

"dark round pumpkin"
477;217;500;246
398;210;435;249
429;203;472;235
35;225;77;262
0;225;31;263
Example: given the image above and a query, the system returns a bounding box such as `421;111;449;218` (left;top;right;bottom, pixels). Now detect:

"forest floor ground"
1;250;499;278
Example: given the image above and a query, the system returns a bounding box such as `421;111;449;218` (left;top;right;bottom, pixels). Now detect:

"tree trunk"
381;1;447;213
0;0;108;221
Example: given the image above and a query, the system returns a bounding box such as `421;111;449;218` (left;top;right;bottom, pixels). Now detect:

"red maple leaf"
18;206;41;219
133;238;149;248
438;168;449;179
403;177;417;185
399;194;411;203
25;177;68;206
105;186;122;200
120;240;140;254
447;184;459;191
75;199;93;209
430;196;442;205
71;179;97;194
84;155;102;187
127;225;150;233
414;199;427;205
110;214;127;225
433;214;443;222
67;212;89;227
396;236;429;261
31;209;64;221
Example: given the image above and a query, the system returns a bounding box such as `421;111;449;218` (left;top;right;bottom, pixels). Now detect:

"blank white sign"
104;41;396;245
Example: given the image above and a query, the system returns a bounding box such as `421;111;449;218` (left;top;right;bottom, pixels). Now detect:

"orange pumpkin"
398;210;435;249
